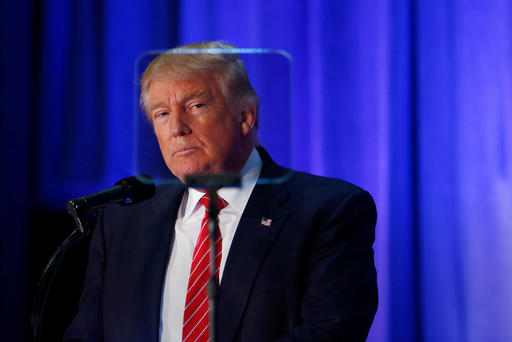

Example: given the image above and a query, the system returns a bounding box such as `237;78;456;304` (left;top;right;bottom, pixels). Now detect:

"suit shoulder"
282;169;376;219
288;169;371;199
283;170;377;231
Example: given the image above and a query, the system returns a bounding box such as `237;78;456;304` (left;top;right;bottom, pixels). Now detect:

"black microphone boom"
66;174;155;225
71;173;155;211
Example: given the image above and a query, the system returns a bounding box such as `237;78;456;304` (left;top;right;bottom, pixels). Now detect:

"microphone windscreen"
115;174;156;205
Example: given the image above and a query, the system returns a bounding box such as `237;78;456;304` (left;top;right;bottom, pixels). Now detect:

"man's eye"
154;111;169;119
189;103;207;114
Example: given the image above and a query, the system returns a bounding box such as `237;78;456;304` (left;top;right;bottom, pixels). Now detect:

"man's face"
147;72;252;182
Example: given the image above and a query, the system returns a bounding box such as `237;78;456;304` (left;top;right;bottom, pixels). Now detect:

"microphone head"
115;174;156;205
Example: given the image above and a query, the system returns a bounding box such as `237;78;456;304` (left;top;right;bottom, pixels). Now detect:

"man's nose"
169;111;191;137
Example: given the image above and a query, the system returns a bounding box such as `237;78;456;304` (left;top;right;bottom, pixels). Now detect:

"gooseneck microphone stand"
185;174;241;342
30;206;95;342
30;175;155;342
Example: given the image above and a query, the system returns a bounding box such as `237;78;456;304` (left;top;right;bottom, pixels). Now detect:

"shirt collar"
182;148;262;221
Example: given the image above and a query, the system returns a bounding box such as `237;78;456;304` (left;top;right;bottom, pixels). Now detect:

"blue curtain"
0;0;33;340
1;0;511;341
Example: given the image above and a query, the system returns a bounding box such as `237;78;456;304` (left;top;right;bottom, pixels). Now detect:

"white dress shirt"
160;148;262;342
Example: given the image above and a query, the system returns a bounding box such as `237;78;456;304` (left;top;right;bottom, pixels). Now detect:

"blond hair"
140;41;260;126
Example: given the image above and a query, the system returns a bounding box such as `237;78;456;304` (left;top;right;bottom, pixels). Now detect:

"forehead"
151;69;224;90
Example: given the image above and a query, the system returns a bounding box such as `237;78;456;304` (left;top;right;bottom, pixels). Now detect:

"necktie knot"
199;194;229;210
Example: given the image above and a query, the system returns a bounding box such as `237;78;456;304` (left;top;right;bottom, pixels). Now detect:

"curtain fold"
1;0;511;340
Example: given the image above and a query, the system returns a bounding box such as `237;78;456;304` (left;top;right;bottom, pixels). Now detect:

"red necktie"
182;194;228;342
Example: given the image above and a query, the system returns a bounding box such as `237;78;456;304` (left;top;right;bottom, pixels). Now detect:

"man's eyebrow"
181;90;211;102
149;90;213;112
150;101;168;111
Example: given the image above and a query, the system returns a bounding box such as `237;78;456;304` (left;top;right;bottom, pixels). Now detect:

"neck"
232;142;254;174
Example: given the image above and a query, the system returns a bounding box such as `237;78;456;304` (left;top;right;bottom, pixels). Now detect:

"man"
64;41;377;342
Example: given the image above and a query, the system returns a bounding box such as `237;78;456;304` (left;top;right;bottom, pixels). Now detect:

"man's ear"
239;102;257;137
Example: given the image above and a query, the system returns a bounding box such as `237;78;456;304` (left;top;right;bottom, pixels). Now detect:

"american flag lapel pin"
260;217;272;227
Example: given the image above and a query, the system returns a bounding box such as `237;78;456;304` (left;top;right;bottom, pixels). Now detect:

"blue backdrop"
1;0;511;341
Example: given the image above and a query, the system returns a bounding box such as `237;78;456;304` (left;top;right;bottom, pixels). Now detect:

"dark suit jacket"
64;148;377;342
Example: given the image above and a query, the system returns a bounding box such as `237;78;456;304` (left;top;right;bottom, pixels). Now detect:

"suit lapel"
136;182;186;340
217;148;291;342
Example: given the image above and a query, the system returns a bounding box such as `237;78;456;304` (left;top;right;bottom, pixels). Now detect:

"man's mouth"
173;146;198;156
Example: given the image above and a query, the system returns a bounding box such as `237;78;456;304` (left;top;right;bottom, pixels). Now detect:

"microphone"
66;174;155;215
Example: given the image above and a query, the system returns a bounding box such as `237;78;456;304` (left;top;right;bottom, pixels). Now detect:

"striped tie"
182;194;228;342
